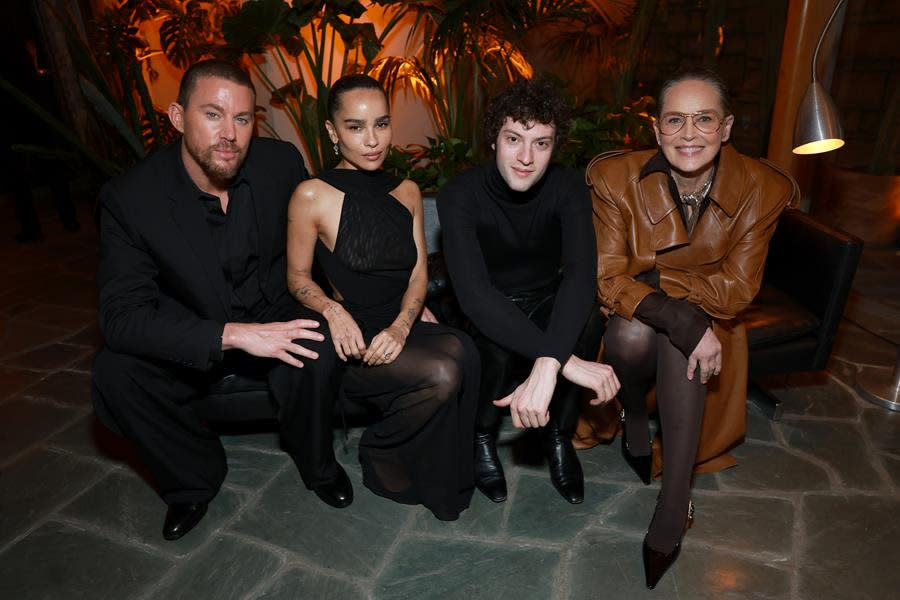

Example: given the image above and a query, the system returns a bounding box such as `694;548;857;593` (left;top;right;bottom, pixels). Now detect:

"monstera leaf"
268;78;309;107
158;1;210;68
325;0;367;19
285;1;322;29
323;17;381;62
223;0;296;56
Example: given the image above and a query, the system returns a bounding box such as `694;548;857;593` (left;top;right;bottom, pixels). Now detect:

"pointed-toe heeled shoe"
642;500;695;589
620;410;652;485
474;432;508;502
313;464;354;508
543;427;584;504
163;502;208;541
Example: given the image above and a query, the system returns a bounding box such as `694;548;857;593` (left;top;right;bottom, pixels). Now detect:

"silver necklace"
679;174;714;208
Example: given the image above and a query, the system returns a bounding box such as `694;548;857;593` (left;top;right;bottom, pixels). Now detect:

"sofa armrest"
762;208;863;369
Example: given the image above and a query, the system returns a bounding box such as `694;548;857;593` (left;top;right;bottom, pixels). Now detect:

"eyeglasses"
656;110;725;135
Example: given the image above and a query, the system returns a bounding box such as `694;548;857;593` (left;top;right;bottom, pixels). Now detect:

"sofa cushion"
743;284;820;349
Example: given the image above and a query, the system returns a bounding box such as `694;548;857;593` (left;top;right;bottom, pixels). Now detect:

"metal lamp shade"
792;81;845;154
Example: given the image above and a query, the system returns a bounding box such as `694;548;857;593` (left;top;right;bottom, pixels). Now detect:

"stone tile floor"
1;199;898;599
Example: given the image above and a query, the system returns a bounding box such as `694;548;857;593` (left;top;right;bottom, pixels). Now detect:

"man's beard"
187;140;246;185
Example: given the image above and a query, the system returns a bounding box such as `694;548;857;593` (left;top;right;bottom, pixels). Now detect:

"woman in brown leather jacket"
585;69;796;588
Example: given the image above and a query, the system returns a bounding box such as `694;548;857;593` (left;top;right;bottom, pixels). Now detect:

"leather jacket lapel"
707;145;744;218
639;173;690;251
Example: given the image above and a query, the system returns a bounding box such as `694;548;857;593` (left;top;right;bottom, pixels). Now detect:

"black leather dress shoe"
620;410;652;485
474;432;507;502
543;427;584;504
313;464;354;508
163;502;208;541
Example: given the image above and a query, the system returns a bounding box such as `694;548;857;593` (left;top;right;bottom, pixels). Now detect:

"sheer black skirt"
341;322;478;520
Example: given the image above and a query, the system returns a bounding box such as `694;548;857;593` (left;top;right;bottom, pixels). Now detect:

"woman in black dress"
286;75;478;521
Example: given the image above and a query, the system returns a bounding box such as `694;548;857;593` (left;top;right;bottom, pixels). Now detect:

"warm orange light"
792;138;845;154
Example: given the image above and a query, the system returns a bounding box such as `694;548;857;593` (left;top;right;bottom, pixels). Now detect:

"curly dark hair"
483;77;571;150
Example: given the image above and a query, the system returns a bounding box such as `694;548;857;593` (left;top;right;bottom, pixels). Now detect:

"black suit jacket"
97;138;308;371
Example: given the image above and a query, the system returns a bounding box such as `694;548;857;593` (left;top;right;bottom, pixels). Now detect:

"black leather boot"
543;426;584;504
474;432;507;502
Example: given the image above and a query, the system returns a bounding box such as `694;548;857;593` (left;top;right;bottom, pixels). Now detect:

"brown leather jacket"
578;144;797;474
588;144;797;321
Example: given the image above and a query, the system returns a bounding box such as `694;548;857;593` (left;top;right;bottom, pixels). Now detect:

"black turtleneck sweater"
437;163;596;364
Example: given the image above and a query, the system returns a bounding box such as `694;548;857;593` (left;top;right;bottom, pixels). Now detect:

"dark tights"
342;328;477;521
604;315;706;553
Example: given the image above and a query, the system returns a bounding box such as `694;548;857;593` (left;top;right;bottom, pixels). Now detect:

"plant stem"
131;60;162;146
614;0;658;108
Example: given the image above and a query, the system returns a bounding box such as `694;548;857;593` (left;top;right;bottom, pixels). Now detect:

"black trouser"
91;301;340;505
465;291;605;436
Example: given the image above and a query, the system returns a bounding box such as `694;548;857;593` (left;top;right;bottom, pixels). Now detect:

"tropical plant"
369;1;638;189
556;95;655;167
0;0;239;182
113;0;241;68
382;135;476;192
223;0;408;174
371;1;636;139
86;0;240;148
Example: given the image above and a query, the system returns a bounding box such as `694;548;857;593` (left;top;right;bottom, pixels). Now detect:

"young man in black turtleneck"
437;79;620;504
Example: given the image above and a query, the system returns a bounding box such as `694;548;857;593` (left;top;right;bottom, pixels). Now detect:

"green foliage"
223;0;401;174
4;0;237;180
557;96;656;167
383;136;478;191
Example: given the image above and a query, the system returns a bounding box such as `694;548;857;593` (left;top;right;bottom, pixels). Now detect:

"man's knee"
92;347;187;410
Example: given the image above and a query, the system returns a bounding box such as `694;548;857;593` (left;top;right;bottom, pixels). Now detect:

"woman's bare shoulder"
392;178;422;211
291;178;342;212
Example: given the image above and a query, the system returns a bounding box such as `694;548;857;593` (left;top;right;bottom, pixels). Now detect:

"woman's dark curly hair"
483;77;571;149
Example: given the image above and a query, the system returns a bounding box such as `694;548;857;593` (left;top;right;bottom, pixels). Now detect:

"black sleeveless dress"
314;168;478;520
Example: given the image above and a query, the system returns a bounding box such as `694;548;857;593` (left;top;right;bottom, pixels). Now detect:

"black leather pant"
465;287;605;436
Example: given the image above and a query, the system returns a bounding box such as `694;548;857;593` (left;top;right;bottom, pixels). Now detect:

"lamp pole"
766;0;846;196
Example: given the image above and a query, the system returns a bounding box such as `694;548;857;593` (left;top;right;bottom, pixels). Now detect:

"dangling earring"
333;142;339;156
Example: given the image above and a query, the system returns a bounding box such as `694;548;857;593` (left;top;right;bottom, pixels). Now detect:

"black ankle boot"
620;409;652;485
543;426;584;504
643;500;694;589
474;432;507;502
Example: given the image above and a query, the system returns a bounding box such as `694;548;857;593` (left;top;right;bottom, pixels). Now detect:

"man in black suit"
91;60;352;541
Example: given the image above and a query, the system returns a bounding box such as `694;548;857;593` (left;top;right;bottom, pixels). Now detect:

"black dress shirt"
173;158;266;322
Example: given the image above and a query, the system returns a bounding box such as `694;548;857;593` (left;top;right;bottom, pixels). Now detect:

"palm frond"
583;0;636;27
